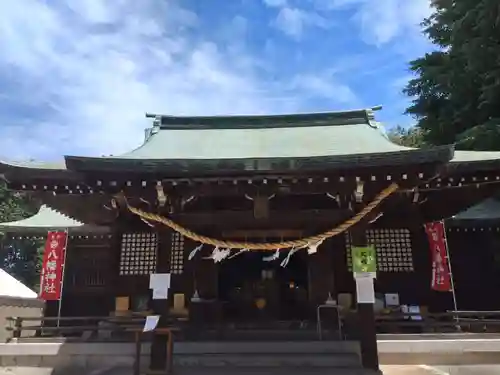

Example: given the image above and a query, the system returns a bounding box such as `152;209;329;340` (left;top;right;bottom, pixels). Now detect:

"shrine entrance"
218;249;309;323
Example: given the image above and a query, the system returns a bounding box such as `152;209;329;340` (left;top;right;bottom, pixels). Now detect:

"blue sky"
0;0;433;160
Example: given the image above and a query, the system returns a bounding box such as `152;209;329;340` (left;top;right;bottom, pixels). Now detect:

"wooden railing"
4;315;148;342
374;310;500;333
6;310;500;343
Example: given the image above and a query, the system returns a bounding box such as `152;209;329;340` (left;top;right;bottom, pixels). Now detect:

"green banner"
351;246;377;273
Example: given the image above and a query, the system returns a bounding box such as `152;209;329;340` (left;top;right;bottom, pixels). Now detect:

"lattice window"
345;229;414;272
67;246;109;289
119;232;157;275
170;232;184;274
83;272;106;286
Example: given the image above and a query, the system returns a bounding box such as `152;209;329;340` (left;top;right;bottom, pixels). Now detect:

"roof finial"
145;113;161;127
366;106;382;128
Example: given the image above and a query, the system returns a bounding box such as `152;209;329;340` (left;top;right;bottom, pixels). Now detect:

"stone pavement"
99;365;500;375
2;365;500;375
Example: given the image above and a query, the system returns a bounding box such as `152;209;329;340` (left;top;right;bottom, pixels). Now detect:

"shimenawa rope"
123;183;399;251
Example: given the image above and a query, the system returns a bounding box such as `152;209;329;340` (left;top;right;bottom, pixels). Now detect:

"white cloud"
0;0;320;160
290;74;359;105
315;0;433;46
274;7;331;39
0;0;370;161
263;0;331;39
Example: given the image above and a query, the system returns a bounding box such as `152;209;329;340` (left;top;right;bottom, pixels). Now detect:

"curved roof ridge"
150;108;379;130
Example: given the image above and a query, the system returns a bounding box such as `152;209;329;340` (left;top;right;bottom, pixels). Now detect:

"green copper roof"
451;150;500;163
64;109;455;172
122;122;412;160
449;198;500;222
0;160;66;169
0;205;109;233
0;160;67;171
5;109;500;174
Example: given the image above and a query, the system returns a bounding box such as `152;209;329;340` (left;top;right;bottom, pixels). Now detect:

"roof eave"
1;225;111;234
65;145;454;175
0;160;82;183
0;160;68;172
448;160;500;172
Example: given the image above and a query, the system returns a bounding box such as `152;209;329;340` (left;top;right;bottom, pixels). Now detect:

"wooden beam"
221;229;303;239
170;209;353;229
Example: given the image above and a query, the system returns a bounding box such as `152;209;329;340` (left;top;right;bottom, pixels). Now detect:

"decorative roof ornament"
366;105;382;127
354;181;365;203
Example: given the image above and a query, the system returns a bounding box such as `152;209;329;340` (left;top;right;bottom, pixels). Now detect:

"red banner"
39;231;68;301
424;221;451;292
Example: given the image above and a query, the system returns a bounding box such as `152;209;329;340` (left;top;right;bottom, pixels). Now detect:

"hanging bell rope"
123;183;399;251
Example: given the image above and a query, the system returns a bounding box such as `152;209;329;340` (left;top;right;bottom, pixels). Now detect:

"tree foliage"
404;0;500;149
0;182;42;289
387;126;426;148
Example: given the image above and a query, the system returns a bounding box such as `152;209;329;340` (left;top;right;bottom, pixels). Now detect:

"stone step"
172;340;359;355
187;329;341;341
169;341;362;369
174;353;361;368
107;366;379;375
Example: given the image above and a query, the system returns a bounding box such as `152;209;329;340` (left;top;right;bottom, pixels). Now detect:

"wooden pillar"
149;227;172;371
350;226;380;372
110;222;123;311
308;238;335;312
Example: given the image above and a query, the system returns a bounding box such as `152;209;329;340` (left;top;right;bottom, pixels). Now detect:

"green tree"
387;126;426;147
0;182;41;289
404;0;500;149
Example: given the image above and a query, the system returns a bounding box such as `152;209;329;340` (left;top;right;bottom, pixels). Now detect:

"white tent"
0;204;109;234
0;269;43;342
0;268;37;299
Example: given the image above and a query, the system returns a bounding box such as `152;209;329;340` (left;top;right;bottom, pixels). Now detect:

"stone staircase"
169;341;371;373
185;328;341;341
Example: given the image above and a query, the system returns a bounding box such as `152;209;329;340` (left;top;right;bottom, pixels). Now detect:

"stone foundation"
1;339;500;374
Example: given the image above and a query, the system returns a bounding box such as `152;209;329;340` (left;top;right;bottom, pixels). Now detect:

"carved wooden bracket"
245;193;275;219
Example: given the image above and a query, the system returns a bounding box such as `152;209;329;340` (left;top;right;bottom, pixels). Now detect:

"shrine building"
2;107;500;372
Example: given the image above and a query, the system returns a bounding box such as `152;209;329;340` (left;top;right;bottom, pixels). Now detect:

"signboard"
355;277;375;303
351;246;377;273
424;221;451;292
39;231;68;301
